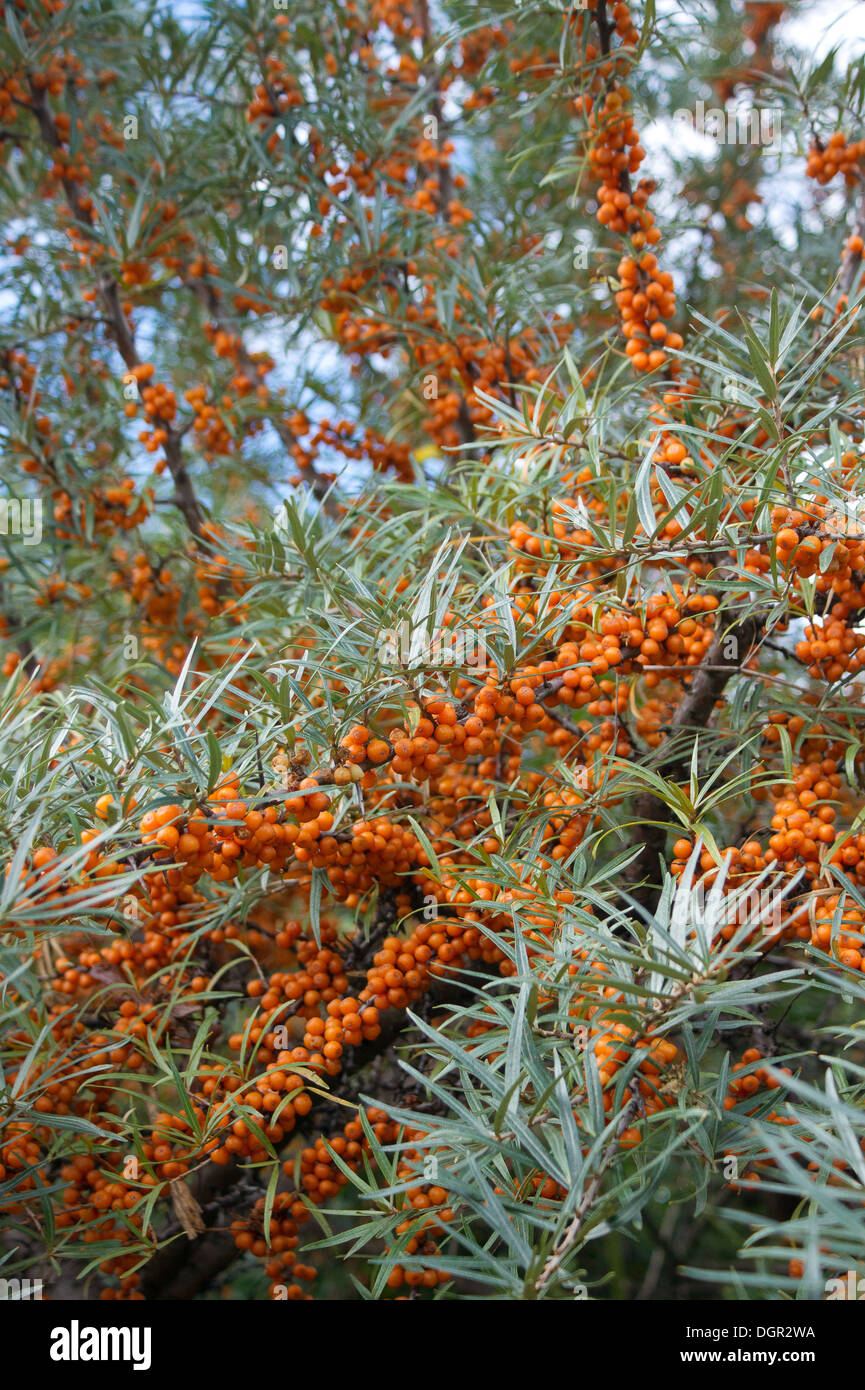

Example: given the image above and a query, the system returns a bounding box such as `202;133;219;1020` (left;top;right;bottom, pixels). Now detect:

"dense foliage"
3;0;865;1302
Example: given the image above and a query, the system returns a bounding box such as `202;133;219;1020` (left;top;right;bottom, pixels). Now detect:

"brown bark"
623;607;762;913
26;87;206;539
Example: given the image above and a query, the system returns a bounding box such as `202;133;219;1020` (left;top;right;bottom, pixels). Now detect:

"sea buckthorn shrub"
4;0;865;1304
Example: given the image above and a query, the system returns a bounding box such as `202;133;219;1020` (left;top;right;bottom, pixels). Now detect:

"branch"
533;1080;642;1295
623;603;763;911
26;86;205;539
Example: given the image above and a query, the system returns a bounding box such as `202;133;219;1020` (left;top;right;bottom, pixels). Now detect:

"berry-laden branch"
22;85;205;538
624;604;764;911
4;0;865;1311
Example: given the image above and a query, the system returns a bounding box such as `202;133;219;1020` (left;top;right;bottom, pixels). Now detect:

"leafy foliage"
2;0;865;1304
